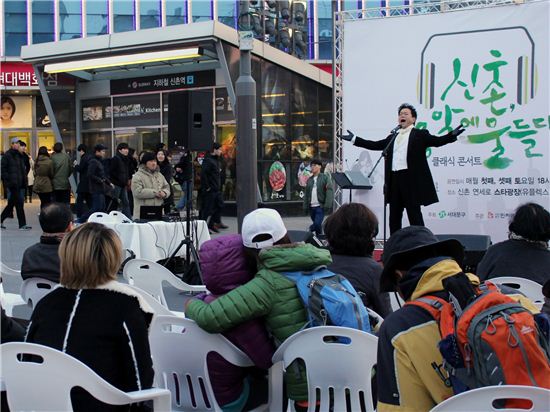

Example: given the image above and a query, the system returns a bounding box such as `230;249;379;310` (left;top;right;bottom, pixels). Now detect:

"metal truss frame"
332;0;529;206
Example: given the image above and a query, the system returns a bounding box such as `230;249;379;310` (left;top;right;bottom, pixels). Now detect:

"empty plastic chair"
20;277;58;309
87;212;111;223
490;276;545;308
149;315;254;411
1;342;171;411
109;210;132;223
126;284;184;318
269;326;378;412
430;385;550;411
123;259;206;308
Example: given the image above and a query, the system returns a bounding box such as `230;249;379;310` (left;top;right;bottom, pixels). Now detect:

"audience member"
74;144;92;220
25;223;154;411
303;158;333;235
1;305;26;343
197;234;275;410
109;142;132;218
33;146;53;209
51;142;73;204
1;138;31;230
86;144;113;217
376;226;466;411
156;149;174;214
325;203;391;317
477;202;550;286
21;203;73;283
175;148;193;211
131;151;170;219
186;208;332;411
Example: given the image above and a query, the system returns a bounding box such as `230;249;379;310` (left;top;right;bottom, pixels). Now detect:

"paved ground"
1;200;313;319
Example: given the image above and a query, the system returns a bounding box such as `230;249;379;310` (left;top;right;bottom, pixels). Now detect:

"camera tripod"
163;178;203;284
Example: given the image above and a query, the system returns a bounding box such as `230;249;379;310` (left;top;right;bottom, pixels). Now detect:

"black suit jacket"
354;128;456;206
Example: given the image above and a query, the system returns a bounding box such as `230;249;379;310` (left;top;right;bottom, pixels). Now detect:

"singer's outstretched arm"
353;134;394;151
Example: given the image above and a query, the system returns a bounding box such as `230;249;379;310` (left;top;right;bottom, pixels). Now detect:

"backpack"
407;273;550;407
283;267;372;333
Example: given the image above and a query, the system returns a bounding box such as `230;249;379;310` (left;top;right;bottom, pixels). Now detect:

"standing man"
200;142;227;233
74;144;92;222
18;141;32;202
175;148;193;212
340;103;465;234
303;159;333;235
51;142;73;204
109;142;132;218
0;138;31;230
87;144;113;216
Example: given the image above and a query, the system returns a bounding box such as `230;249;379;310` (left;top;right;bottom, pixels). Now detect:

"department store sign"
111;70;215;95
0;62;62;88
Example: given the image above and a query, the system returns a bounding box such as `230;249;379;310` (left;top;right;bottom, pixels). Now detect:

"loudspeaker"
168;89;213;151
435;234;491;272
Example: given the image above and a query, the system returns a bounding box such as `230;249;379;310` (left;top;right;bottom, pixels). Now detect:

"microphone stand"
364;129;401;245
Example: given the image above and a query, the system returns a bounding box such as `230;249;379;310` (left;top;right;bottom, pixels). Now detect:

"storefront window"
32;0;55;44
114;0;135;33
4;0;28;56
192;1;212;22
60;0;82;40
217;124;237;201
86;0;108;36
166;0;186;25
140;0;161;29
82;98;111;130
82;131;112;157
217;0;238;29
317;0;333;60
318;85;333;162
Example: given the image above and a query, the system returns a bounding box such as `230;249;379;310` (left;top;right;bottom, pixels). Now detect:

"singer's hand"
338;129;355;141
451;124;466;137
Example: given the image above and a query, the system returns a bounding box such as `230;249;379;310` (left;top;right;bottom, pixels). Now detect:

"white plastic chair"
0;264;26;316
366;307;384;332
126;284;184;318
123;259;206;308
109;210;132;223
490;277;545;308
20;277;58;309
149;315;254;412
87;212;111;223
390;291;404;312
1;342;171;411
269;326;378;412
430;385;550;411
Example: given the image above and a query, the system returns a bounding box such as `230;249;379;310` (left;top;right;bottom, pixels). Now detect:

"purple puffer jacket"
199;234;275;407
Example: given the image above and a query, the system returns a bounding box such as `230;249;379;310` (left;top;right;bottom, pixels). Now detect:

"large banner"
342;1;549;242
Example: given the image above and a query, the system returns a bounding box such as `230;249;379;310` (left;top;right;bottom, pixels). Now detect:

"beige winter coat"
131;164;170;218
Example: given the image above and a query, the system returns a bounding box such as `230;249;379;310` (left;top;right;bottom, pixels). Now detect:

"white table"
103;220;210;262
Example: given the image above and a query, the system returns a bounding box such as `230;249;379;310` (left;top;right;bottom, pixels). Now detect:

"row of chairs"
3;322;549;411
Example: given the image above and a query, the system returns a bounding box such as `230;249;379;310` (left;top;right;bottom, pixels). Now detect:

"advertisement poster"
1;95;32;128
342;1;549;241
219;126;237;201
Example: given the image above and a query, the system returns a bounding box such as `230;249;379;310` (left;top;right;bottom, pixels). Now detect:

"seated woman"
477;202;550;285
26;223;155;411
325;202;392;318
198;234;275;411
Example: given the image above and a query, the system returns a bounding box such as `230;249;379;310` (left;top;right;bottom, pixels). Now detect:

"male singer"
340;103;465;234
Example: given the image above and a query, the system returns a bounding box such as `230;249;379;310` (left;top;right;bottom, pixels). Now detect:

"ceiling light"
44;47;201;74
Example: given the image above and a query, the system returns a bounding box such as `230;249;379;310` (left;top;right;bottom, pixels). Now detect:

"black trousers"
200;190;223;226
1;187;27;227
389;170;424;234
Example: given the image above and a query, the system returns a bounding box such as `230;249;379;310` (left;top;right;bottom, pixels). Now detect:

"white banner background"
342;1;549;242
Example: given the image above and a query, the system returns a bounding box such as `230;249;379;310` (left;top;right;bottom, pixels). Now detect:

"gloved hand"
451;124;466;137
338;130;355;141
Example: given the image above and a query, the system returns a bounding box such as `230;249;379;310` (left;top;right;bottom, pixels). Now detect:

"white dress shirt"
392;125;414;171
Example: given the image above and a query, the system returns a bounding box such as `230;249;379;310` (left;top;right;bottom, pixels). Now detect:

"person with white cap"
186;208;332;411
1;137;31;229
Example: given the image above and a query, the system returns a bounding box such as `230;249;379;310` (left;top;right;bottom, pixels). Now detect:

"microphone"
390;125;401;134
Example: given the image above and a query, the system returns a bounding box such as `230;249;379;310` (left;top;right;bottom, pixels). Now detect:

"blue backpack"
283;267;372;333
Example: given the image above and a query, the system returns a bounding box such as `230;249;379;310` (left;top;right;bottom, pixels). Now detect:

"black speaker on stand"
168;89;213;151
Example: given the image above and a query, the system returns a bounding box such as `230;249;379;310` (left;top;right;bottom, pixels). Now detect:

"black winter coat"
200;154;221;192
26;282;154;411
354;128;456;206
109;152;130;187
1;148;27;188
175;152;193;183
75;153;92;194
88;155;111;194
21;236;62;283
